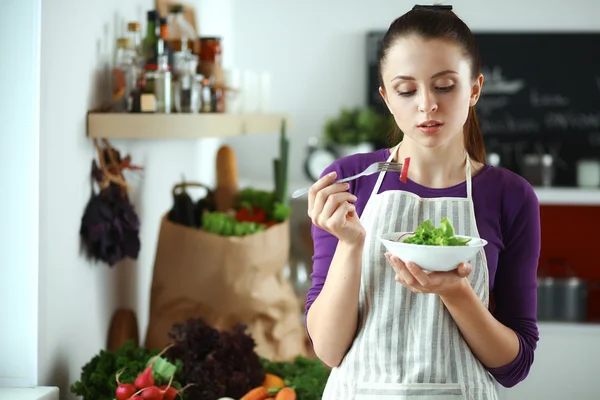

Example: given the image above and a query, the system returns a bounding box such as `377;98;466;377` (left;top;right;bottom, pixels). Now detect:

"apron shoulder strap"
369;144;400;198
465;152;473;201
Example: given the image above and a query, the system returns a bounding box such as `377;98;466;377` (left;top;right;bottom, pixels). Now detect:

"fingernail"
350;195;357;201
328;171;337;178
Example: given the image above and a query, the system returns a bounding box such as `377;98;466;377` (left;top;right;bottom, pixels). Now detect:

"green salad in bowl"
401;218;471;246
379;218;487;272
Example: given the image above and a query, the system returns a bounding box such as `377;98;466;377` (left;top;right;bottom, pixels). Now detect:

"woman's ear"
469;73;484;107
379;86;393;115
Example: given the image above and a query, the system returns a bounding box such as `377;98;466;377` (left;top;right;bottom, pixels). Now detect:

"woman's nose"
418;91;438;113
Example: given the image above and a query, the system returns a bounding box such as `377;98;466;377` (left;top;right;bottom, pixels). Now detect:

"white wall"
0;0;41;388
224;0;600;186
36;0;222;398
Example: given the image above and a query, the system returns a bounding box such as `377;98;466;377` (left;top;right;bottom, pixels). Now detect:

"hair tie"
412;4;453;11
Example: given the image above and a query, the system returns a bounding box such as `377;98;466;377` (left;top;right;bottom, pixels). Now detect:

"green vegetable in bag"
202;212;265;237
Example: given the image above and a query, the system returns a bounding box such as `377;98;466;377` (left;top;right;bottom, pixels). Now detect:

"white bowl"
379;232;488;272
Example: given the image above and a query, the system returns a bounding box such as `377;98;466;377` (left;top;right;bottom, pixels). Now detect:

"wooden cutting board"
107;308;139;351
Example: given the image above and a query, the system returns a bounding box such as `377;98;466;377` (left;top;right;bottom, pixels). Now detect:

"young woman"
304;5;541;399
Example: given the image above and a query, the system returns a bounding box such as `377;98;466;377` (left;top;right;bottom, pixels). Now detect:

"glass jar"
112;38;138;112
175;55;201;113
167;4;197;54
145;55;171;113
198;37;221;79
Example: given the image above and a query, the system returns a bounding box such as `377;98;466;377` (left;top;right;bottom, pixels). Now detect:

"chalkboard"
366;31;600;186
475;33;600;142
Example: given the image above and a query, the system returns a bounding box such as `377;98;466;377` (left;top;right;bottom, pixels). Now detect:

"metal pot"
537;258;589;322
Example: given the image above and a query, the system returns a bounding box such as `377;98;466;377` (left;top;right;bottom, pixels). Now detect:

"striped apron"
322;144;499;399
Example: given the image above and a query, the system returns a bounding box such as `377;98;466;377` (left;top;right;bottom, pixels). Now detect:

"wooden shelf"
534;187;600;206
86;112;290;139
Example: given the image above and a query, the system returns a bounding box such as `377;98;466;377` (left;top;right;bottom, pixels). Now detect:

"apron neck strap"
369;144;399;198
370;144;473;200
465;152;473;200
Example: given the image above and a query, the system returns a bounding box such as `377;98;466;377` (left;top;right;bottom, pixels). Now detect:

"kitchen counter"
499;321;600;400
538;321;600;333
533;187;600;205
0;387;59;400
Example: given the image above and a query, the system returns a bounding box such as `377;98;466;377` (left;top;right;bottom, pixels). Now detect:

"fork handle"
291;177;352;199
292;187;310;198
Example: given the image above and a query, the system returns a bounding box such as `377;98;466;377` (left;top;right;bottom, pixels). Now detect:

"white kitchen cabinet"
498;323;600;400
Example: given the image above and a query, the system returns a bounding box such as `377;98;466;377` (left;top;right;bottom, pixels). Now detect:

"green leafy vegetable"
149;356;178;382
70;340;185;400
402;217;471;246
202;212;265;236
238;188;291;223
260;356;331;400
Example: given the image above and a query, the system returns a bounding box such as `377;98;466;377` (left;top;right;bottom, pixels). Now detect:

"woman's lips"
417;121;444;134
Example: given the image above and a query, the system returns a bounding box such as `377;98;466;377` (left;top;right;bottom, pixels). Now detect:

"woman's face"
379;35;483;150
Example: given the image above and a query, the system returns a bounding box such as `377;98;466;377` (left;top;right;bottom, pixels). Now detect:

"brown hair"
378;6;486;163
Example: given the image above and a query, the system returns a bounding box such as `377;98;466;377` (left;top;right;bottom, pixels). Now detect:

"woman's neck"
393;136;468;189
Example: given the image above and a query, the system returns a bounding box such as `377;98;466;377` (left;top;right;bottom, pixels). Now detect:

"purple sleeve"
304;162;345;317
486;182;541;387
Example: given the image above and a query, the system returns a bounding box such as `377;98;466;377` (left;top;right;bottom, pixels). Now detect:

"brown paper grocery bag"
145;214;308;361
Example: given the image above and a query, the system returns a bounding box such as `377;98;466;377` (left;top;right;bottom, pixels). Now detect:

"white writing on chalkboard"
480;114;541;134
545;112;600;130
480;112;600;134
476;96;509;115
530;90;570;108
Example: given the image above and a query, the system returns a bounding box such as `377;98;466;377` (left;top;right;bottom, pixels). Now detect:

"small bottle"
152;55;171;113
201;77;212;113
131;73;157;113
112;38;137;112
159;17;174;70
175;55;200;113
142;10;159;70
126;22;142;64
166;4;197;53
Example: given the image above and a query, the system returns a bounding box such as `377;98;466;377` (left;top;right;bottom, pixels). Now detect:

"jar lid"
127;22;140;32
117;38;131;48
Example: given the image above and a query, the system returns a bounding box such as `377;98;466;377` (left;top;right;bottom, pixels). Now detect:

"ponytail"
464;106;486;163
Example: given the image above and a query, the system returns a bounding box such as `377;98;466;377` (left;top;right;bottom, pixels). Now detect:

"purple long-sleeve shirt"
305;148;541;388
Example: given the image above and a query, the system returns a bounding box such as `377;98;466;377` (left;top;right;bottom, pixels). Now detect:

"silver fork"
291;161;404;198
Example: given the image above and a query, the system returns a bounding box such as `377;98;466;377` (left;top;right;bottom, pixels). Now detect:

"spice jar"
198;37;221;78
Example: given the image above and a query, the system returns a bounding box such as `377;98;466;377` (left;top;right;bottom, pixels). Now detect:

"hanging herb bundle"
80;139;142;267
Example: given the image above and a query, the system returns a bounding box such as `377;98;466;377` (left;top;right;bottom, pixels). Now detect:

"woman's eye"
398;90;416;97
435;85;455;92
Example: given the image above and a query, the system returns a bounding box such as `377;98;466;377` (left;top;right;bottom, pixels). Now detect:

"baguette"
214;145;239;212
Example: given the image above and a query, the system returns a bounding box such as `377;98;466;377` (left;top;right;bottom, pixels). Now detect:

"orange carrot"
262;373;285;390
275;387;296;400
240;386;270;400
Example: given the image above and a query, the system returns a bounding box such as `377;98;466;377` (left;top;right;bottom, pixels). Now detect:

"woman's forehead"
382;35;470;79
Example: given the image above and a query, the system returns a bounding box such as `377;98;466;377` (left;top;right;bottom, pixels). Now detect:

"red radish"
115;368;137;400
130;396;142;400
400;157;410;183
159;385;178;400
140;386;163;400
134;344;174;389
159;383;195;400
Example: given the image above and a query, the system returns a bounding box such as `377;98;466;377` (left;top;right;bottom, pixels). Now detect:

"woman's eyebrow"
391;69;458;82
